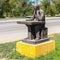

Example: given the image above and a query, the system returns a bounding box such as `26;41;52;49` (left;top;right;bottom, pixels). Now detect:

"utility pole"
35;0;38;6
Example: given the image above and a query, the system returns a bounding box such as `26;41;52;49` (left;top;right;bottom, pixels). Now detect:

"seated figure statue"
27;5;45;40
33;5;45;40
31;5;45;22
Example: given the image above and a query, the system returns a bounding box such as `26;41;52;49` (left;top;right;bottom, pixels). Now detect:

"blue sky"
29;0;42;4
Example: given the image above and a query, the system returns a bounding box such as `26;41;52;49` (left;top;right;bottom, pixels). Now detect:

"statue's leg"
28;25;36;40
35;26;40;40
31;26;36;39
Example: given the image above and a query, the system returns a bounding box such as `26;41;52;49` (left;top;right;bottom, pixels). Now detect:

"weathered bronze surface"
30;5;45;22
17;20;49;44
17;21;45;25
17;5;49;44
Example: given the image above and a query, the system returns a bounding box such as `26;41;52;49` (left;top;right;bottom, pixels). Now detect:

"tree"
0;0;34;17
50;3;57;16
41;0;57;16
53;0;60;14
18;0;33;16
0;0;5;17
41;0;50;16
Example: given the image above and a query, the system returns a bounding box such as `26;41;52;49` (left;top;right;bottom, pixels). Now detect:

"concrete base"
16;40;55;58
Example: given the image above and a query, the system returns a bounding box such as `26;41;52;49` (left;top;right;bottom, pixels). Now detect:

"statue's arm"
31;14;35;20
37;10;45;21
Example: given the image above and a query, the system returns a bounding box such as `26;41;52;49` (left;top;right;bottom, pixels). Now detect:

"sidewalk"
46;17;60;19
0;17;60;22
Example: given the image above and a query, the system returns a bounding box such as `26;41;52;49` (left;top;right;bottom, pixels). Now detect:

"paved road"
0;18;60;43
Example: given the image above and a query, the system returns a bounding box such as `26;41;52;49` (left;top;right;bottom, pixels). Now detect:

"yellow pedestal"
16;40;55;58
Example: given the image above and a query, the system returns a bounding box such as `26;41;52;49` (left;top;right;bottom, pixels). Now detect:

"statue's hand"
35;15;38;18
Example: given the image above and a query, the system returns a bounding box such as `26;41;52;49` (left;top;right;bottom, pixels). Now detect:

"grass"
0;33;60;60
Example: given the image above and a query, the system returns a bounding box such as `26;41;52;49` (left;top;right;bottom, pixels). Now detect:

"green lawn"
0;34;60;60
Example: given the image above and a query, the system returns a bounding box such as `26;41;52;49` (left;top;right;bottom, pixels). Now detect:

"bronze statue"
29;5;45;40
17;5;48;44
31;5;45;22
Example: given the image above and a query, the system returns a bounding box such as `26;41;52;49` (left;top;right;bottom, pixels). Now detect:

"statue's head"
33;5;39;10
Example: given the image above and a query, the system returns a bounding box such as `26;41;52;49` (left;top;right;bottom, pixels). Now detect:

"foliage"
40;0;60;16
53;0;60;14
41;0;54;16
0;0;33;17
0;0;60;17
